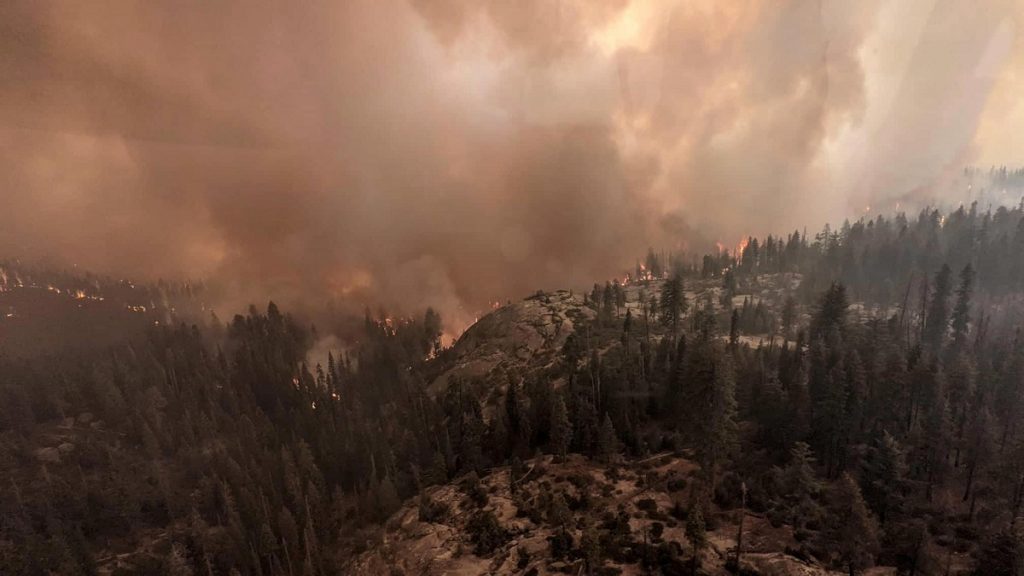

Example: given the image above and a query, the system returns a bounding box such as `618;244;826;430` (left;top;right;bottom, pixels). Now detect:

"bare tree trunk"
734;483;747;571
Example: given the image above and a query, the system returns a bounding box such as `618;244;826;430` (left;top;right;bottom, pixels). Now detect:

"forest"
5;202;1024;574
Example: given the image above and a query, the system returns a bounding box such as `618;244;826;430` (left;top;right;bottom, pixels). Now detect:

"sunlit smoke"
0;0;1020;335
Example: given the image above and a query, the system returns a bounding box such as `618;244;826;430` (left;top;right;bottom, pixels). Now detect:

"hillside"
348;453;897;576
0;261;211;357
8;205;1024;575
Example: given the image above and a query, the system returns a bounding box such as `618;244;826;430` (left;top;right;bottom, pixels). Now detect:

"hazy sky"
1;0;1021;330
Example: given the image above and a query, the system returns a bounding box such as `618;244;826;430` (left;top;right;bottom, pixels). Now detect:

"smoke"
0;0;1020;332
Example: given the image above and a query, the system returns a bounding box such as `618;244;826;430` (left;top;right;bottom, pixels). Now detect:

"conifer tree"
597;414;619;463
781;296;797;339
861;431;907;522
686;503;707;576
581;520;602;574
660;272;687;336
782;442;823;530
729;308;740;347
924;264;952;348
685;332;737;492
951;264;975;348
549;393;572;459
824;474;879;576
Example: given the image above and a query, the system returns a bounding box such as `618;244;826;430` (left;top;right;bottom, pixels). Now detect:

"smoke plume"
1;0;1021;331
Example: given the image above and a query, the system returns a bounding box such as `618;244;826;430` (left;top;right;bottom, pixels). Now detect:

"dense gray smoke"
1;0;1021;332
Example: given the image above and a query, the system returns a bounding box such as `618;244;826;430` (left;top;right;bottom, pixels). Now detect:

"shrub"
666;478;687;493
459;472;488;508
568;472;594;490
516;546;530;569
650;522;664;541
466;510;509;556
637;498;657;513
418;494;448;523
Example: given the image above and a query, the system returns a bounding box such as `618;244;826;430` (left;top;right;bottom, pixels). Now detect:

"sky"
1;0;1022;331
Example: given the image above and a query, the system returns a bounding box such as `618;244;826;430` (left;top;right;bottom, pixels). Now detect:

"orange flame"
736;237;750;258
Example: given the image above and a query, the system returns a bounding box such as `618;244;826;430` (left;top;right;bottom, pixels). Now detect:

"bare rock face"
348;454;847;576
740;553;842;575
427;272;808;400
429;290;594;396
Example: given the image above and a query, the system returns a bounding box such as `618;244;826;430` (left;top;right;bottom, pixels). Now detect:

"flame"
736;237;750;258
635;262;655;282
715;241;726;254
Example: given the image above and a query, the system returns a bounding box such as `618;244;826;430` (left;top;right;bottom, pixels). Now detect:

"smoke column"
1;0;1021;330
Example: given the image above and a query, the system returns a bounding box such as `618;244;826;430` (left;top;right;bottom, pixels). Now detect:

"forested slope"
4;203;1024;574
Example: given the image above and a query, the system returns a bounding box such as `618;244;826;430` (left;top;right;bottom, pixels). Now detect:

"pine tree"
951;264;975;348
729;308;740;347
811;282;848;339
597;414;619;463
921;393;952;501
377;475;400;520
423;450;448;486
660;272;687;336
824;474;879;576
546;492;572;528
721;270;737;306
924;264;952;348
782;442;823;531
602;282;615;323
781;295;797;339
549;393;572;459
278;505;300;571
581;520;602;574
685;335;737;492
861;431;908;523
686;503;707;576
